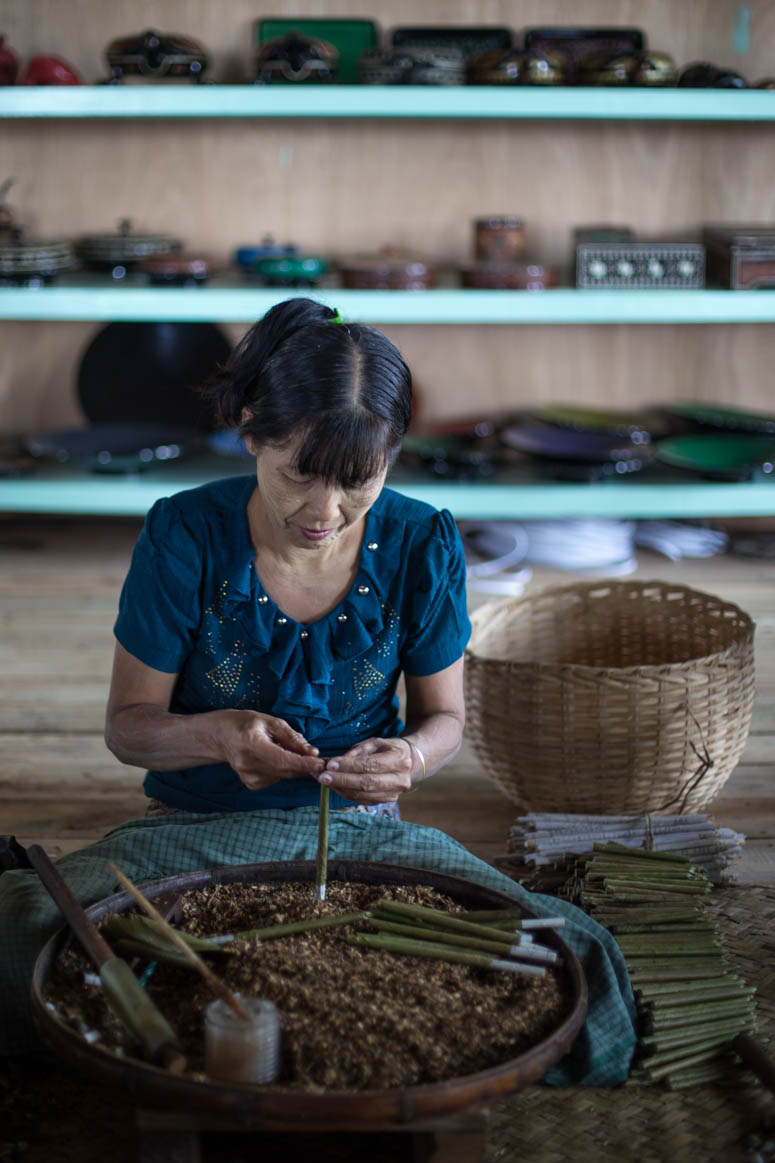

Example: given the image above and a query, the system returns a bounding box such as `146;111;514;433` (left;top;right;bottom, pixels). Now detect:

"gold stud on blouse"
257;595;268;605
276;616;288;625
300;630;309;639
357;585;370;595
367;541;378;551
337;613;348;623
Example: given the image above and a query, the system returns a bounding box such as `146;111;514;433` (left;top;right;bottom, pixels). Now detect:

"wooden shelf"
2;459;774;519
2;284;775;324
2;85;774;122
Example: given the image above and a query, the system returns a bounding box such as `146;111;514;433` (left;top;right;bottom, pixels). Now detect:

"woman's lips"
300;527;333;541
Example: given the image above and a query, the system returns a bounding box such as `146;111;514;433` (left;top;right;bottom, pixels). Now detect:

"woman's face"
249;432;388;549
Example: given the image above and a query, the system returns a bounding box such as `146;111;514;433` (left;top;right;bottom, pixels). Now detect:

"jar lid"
475;216;523;228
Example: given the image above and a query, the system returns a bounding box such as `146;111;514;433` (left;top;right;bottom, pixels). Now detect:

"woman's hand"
319;737;415;805
217;709;326;791
105;643;326;790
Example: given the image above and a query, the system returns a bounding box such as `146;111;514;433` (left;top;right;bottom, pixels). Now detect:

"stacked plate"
0;237;75;285
500;405;655;480
657;401;775;481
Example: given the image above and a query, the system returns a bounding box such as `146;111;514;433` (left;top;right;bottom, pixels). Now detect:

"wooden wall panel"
3;319;774;435
0;0;773;433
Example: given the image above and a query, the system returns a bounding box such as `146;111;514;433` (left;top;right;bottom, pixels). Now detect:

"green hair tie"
331;308;344;324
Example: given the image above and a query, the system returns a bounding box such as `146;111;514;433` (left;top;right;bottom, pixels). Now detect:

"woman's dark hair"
202;298;412;488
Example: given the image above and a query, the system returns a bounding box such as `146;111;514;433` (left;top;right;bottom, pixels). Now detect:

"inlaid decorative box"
576;241;705;289
703;226;775;290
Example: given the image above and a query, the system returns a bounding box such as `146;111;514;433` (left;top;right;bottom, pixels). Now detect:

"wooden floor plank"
738;735;775;765
0;733;140;787
3;797;146;836
0;682;109;733
717;766;775;797
2;517;775;886
727;839;775;885
706;798;775;838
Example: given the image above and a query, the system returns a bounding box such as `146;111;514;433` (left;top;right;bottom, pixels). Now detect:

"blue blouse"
114;476;471;813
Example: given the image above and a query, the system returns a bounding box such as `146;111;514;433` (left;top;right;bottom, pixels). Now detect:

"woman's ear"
240;409;257;456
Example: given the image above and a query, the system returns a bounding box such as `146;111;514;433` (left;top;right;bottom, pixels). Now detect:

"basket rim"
466;577;756;674
463;641;755;677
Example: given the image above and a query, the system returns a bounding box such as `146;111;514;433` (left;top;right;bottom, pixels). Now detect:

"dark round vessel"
32;859;587;1133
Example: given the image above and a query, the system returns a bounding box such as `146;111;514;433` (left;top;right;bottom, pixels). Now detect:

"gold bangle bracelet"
403;737;427;781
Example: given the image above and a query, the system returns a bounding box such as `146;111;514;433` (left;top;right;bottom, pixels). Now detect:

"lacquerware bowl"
460;262;556;290
137;252;214;285
76;220;182;276
105;29;209;82
340;252;437;290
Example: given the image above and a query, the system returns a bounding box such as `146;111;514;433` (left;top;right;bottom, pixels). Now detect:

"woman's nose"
305;482;342;524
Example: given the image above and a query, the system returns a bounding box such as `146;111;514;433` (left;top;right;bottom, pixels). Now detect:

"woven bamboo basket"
464;579;755;814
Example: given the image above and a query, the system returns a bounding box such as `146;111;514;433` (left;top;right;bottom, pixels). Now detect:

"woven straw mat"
485;885;775;1163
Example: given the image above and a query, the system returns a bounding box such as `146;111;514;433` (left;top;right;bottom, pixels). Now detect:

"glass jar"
204;996;281;1084
474;216;525;263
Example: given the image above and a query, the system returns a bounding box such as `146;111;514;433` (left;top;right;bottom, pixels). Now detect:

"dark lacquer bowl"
32;860;587;1133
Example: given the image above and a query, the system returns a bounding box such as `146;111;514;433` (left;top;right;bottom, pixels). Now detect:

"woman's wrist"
402;736;427;783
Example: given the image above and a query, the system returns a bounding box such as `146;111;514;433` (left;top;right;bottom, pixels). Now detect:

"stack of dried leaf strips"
566;843;756;1088
104;901;566;978
506;813;744;886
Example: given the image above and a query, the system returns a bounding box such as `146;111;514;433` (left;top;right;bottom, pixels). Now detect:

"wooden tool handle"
732;1032;775;1096
26;844;114;969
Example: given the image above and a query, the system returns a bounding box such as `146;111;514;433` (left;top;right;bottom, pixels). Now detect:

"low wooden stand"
136;1107;489;1163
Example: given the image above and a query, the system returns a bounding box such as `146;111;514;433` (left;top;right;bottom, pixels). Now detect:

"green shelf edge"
2;85;775;121
2;287;775;324
2;465;774;519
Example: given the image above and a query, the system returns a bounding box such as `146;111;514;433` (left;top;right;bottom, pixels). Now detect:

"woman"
0;301;637;1084
105;296;470;815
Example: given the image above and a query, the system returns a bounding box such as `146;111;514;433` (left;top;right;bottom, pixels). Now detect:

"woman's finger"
266;718;319;756
326;748;408;776
320;768;411;794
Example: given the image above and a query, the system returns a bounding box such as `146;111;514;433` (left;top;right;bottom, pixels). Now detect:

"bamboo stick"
640;1017;755;1051
666;1061;748;1088
108;862;250;1021
642;985;754;1007
637;976;749;998
459;908;525;923
373;898;561;945
366;915;560;965
348;932;547;975
648;1002;756;1029
647;1047;738;1081
569;839;756;1090
217;910;369;944
316;783;330;902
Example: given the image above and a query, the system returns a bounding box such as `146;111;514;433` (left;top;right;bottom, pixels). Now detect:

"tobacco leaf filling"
46;881;570;1091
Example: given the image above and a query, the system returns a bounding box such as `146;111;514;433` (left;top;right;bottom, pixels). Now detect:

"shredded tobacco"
46;881;570;1091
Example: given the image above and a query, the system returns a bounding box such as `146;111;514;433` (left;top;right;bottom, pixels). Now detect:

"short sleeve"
400;508;471;677
113;497;203;673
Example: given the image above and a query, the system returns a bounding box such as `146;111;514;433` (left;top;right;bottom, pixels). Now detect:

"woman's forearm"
104;703;232;771
401;709;465;785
